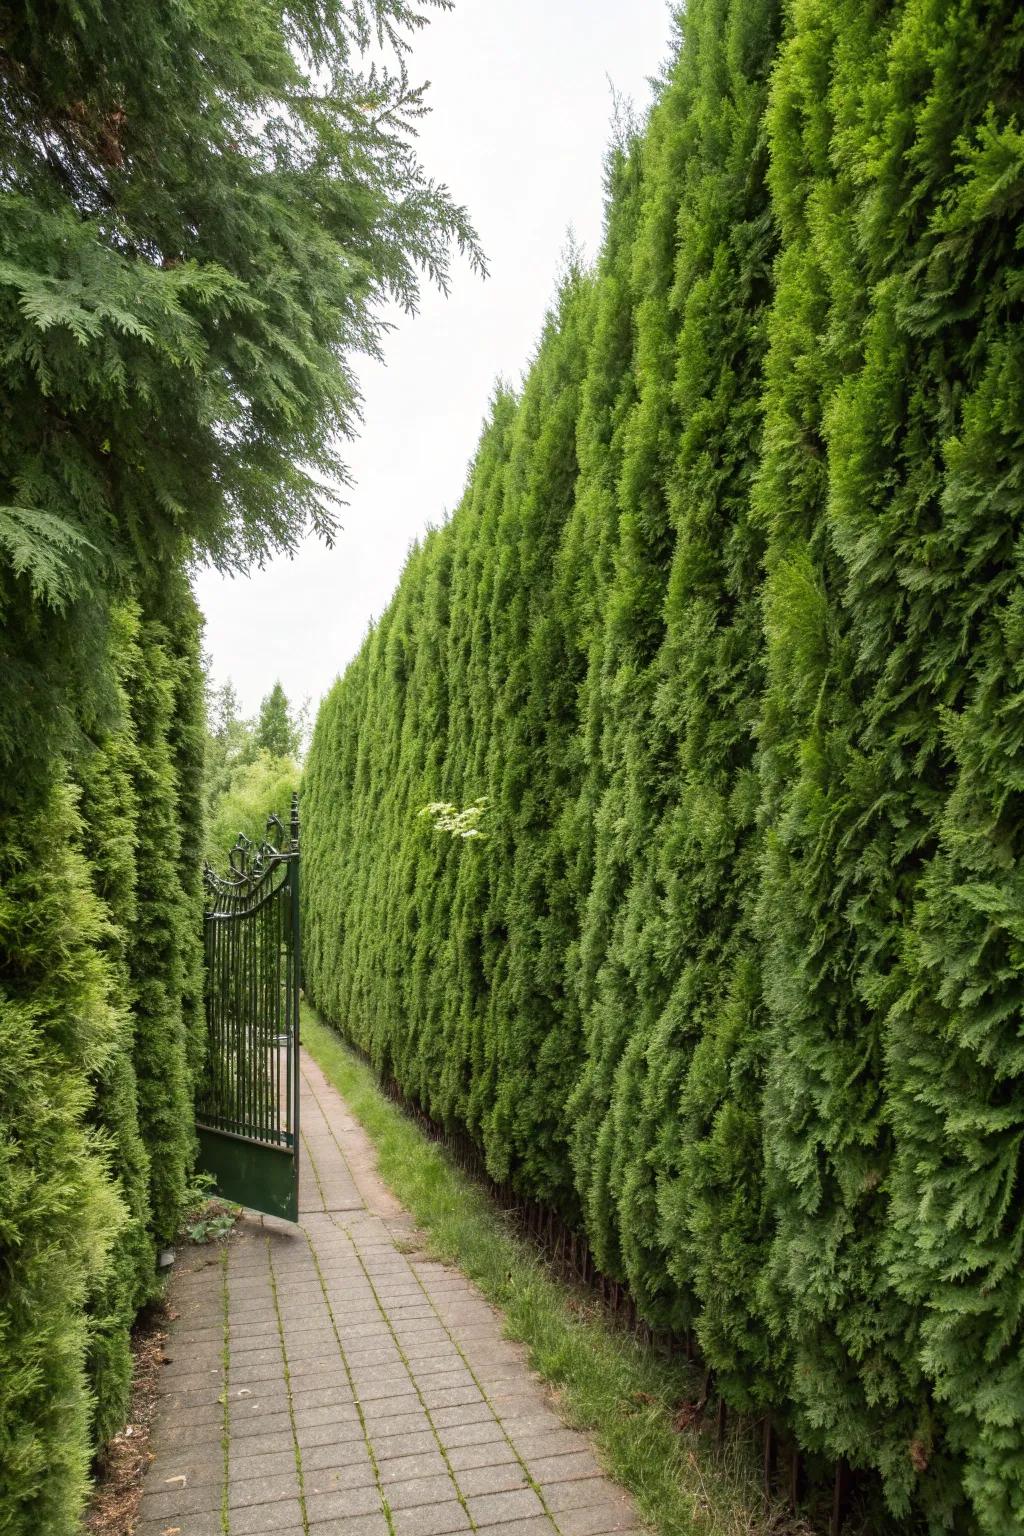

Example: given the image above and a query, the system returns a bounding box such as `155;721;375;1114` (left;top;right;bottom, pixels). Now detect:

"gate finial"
290;790;299;850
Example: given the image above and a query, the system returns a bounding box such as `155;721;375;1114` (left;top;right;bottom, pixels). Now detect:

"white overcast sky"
196;1;674;719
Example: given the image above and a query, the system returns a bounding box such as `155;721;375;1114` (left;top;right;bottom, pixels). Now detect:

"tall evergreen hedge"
0;783;125;1533
0;599;206;1531
1;0;479;1527
303;1;1024;1529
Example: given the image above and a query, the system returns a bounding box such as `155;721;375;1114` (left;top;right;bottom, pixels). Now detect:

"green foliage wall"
0;783;125;1534
1;0;480;1526
0;595;206;1533
303;2;1024;1530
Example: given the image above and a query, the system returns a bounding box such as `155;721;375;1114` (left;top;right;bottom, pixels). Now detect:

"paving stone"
228;1448;299;1482
230;1409;294;1441
148;1448;224;1486
225;1430;292;1459
160;1355;222;1380
175;1327;223;1347
305;1485;384;1522
304;1458;379;1493
468;1487;546;1526
289;1383;357;1411
230;1305;278;1325
403;1339;459;1362
326;1318;384;1340
365;1408;434;1439
297;1416;367;1450
389;1499;472;1536
470;1520;555;1536
421;1385;485;1412
490;1390;551;1418
228;1470;301;1508
444;1439;519;1473
293;1400;362;1429
230;1325;279;1346
288;1349;352;1374
227;1344;281;1368
512;1430;591;1461
307;1513;390;1536
385;1472;459;1510
455;1462;530;1497
231;1358;288;1384
288;1339;359;1364
229;1379;290;1405
299;1435;373;1468
539;1479;624;1515
525;1451;602;1484
136;1514;225;1536
229;1497;307;1534
154;1396;223;1427
377;1451;450;1484
552;1503;638;1535
371;1429;440;1462
355;1376;420;1405
414;1368;475;1392
500;1412;566;1439
138;1479;222;1520
342;1342;405;1367
348;1375;410;1400
410;1352;467;1378
440;1418;507;1449
430;1400;495;1429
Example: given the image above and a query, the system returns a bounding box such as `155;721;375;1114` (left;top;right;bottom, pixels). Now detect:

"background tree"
203;677;303;863
254;681;303;762
204;679;252;809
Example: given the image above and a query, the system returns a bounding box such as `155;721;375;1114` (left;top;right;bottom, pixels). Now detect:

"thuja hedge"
0;584;205;1531
1;0;481;1524
303;1;1024;1530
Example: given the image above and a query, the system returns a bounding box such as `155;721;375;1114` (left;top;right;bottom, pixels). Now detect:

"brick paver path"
138;1050;640;1536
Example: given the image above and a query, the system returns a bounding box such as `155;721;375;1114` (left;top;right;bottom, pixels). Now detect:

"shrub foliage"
0;0;478;1528
302;2;1024;1530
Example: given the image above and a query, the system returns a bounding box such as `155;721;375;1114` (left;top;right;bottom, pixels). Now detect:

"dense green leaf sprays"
303;1;1024;1529
0;593;205;1533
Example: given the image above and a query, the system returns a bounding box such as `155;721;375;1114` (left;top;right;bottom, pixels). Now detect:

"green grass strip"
301;1006;796;1536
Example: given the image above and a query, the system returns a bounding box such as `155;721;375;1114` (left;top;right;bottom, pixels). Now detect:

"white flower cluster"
418;797;490;840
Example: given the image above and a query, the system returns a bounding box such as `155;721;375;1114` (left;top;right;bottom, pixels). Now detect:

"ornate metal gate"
196;794;300;1221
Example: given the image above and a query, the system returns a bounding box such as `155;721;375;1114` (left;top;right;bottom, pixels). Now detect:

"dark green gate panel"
196;1128;298;1222
197;795;300;1220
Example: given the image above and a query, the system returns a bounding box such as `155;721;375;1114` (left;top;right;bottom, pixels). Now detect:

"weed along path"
138;1051;640;1536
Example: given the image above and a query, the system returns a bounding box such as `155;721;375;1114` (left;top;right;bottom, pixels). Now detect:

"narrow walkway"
137;1051;640;1536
